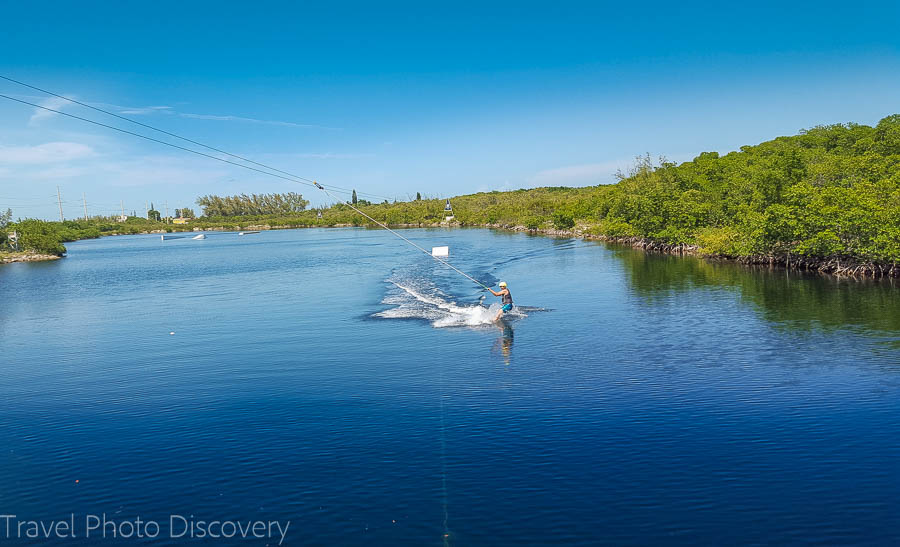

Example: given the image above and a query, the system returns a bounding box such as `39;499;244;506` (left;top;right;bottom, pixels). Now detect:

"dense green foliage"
10;220;68;255
5;115;899;266
597;116;900;262
196;192;310;216
147;203;161;221
3;216;175;255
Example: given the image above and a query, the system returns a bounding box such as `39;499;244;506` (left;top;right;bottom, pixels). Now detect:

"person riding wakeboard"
488;281;513;322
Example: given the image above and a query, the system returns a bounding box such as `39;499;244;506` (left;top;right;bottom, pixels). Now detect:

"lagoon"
1;228;899;545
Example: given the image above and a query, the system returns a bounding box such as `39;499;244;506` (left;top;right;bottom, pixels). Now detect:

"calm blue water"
1;228;899;545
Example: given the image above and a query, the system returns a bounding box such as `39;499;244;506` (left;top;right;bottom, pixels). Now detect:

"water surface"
1;228;899;545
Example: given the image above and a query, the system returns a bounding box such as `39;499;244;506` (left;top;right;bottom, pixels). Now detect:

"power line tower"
57;186;64;222
82;193;88;221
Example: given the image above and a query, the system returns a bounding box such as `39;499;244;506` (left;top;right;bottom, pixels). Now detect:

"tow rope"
315;183;492;291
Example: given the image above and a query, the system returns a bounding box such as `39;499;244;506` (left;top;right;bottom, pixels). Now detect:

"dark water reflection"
616;245;900;335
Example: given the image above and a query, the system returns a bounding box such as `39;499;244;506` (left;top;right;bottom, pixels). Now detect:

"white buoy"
431;246;449;257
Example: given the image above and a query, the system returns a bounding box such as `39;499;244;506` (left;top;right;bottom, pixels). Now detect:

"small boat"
191;234;206;240
238;231;260;236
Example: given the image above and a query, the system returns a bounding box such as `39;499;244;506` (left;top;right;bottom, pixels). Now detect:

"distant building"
172;218;189;225
117;215;128;223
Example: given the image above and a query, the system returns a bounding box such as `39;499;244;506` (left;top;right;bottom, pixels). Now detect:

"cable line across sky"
0;76;497;291
0;76;392;202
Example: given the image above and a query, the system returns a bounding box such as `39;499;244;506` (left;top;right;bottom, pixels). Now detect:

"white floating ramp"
238;231;260;236
431;246;449;257
191;234;206;240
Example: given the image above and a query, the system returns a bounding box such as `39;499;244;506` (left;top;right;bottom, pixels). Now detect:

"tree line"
5;115;900;269
270;114;900;267
196;192;310;217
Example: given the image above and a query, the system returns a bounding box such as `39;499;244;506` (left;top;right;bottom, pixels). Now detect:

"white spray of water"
374;281;525;328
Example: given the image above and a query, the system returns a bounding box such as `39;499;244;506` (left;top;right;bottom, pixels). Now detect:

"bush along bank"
492;224;900;278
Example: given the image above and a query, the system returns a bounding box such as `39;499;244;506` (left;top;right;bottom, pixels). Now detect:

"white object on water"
431;246;449;257
191;234;206;240
238;231;260;236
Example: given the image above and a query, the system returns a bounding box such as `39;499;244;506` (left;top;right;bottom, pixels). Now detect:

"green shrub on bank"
12;220;67;255
524;216;544;230
587;219;637;238
695;226;751;256
552;212;575;230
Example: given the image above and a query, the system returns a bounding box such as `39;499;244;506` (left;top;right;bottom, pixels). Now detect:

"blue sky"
1;1;898;219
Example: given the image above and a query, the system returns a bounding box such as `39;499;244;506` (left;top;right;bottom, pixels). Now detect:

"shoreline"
19;222;899;278
497;225;900;278
0;251;63;264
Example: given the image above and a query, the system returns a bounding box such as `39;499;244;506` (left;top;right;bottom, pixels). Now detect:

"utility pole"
57;185;64;222
165;201;169;224
82;193;88;221
120;200;125;220
145;201;149;219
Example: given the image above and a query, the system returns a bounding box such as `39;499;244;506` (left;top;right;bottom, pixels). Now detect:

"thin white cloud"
96;104;335;129
94;155;231;187
0;142;95;164
290;152;375;159
180;112;339;130
0;152;230;190
529;161;628;187
118;106;173;115
26;166;90;180
28;96;72;125
17;93;335;130
84;102;175;116
477;179;516;193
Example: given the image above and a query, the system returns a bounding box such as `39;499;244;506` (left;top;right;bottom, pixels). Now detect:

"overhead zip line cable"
0;94;331;190
0;75;391;202
0;88;493;291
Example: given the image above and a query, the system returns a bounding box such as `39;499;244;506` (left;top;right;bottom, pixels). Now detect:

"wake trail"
373;279;529;328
